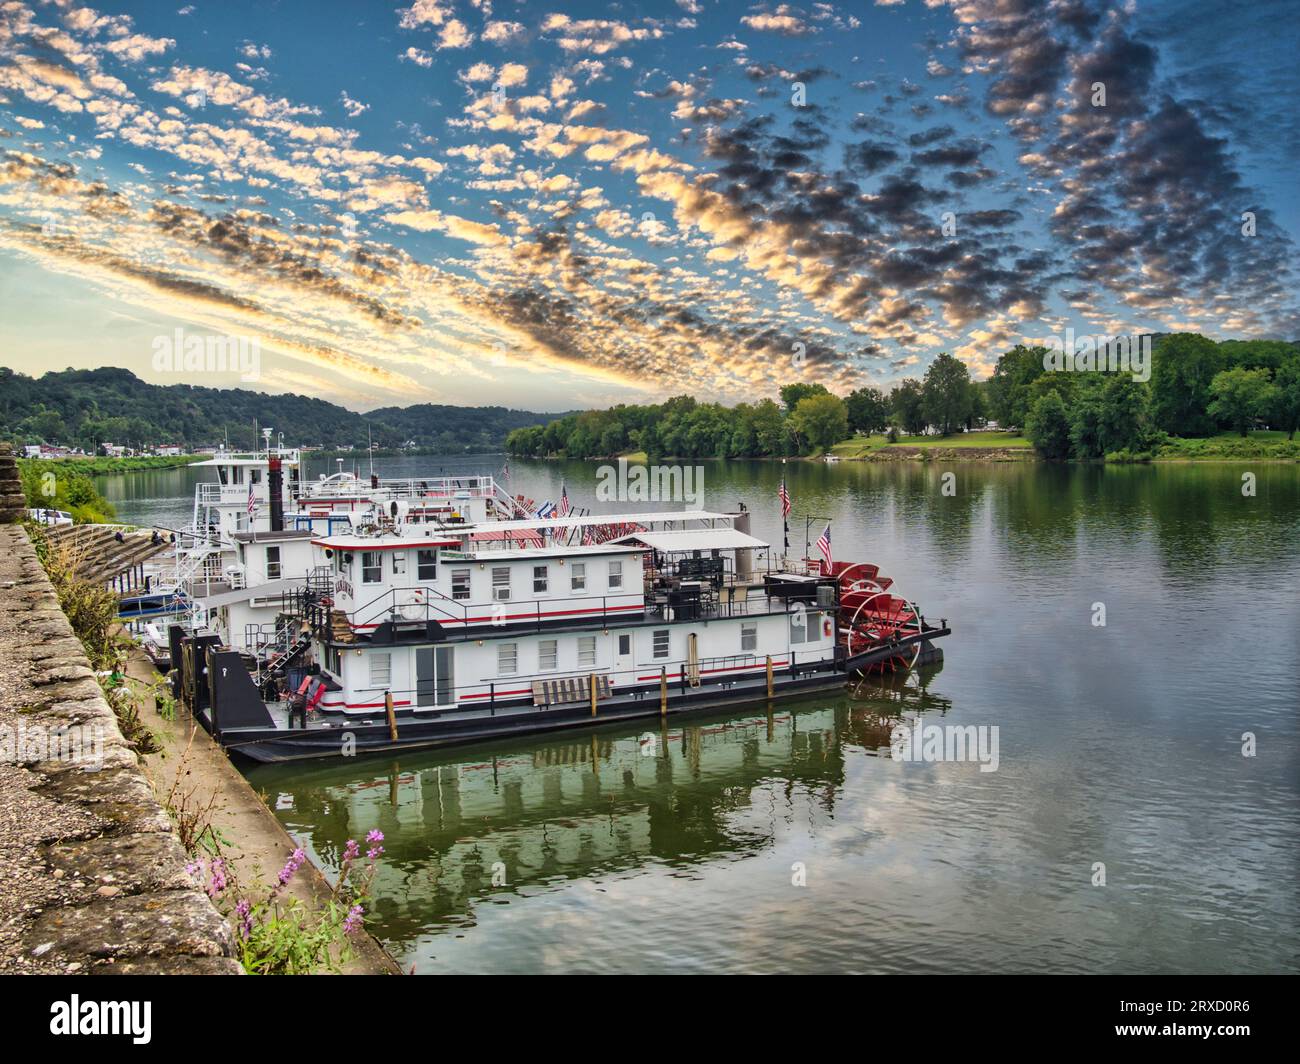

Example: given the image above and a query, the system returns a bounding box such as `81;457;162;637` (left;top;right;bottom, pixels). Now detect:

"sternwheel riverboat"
169;506;950;762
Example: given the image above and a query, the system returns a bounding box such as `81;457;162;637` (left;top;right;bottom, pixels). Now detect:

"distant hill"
0;367;568;453
366;402;574;453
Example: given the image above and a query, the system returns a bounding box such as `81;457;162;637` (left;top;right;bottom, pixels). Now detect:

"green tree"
1218;339;1296;373
1024;391;1072;460
751;399;785;456
921;353;973;436
845;387;889;435
1207;367;1278;437
1272;357;1300;440
1098;377;1151;454
598;423;626;456
1026;370;1076;407
779;382;830;413
790;393;849;451
1068;387;1105;459
890;379;927;435
966;383;988;431
986;345;1047;429
1150;333;1223;436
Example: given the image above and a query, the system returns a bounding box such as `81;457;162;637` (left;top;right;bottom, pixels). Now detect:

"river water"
98;455;1300;973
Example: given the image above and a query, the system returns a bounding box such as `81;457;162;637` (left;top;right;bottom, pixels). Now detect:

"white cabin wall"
221;598;283;649
233;538;316;585
323;608;835;716
329;546;647;630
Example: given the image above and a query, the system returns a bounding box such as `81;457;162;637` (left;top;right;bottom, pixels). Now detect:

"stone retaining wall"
0;522;240;974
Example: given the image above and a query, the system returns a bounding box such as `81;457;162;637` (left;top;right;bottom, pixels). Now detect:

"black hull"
205;632;948;763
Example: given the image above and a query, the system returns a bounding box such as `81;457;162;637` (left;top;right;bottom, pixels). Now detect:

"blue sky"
1;0;1296;412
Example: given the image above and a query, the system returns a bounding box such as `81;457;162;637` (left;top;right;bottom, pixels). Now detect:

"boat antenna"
368;423;374;478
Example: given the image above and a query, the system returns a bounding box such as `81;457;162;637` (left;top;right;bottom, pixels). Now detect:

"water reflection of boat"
248;693;927;948
844;664;950;751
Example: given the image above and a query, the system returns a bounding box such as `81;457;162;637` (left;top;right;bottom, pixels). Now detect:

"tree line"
993;336;1300;460
504;352;983;460
506;334;1299;462
0;367;567;453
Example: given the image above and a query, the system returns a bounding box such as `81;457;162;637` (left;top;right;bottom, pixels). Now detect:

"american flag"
247;480;258;518
779;477;791;519
556;482;570;517
816;524;832;567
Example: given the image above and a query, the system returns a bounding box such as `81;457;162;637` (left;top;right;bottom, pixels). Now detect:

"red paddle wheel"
831;561;924;674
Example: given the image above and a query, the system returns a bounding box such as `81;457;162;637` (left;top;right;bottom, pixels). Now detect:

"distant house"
23;444;41;458
155;444;184;457
101;443;126;457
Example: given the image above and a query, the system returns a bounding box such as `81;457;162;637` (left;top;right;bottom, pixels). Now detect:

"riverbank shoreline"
127;648;401;976
506;440;1299;465
26;455;205;476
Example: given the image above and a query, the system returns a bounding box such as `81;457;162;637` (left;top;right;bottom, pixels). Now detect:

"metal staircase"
257;627;314;695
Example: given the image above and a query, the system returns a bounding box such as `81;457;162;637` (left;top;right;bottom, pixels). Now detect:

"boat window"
578;636;597;668
369;652;391;688
789;610;808;644
608;561;623;590
326;646;341;677
533;565;548;593
492;567;511;600
618;634;631;656
741;622;757;652
417;549;437;580
539;638;558;670
653;629;670;659
392;552;406;576
497;643;518;676
451;569;471;600
362;551;382;583
570;562;586;592
266;546;281;581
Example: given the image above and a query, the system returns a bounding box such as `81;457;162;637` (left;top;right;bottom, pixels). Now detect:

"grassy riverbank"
822;430;1299;463
17;455;202;523
1150;431;1300;461
17;460;116;522
31;454;205;475
829;431;1032;459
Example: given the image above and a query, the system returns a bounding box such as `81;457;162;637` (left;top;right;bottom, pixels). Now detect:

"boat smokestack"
268;457;284;532
733;506;754;582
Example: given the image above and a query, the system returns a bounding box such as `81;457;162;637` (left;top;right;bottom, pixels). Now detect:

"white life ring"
397;589;425;621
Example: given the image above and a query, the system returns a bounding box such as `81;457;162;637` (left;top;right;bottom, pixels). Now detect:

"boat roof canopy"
231;529;315;543
311;535;463;550
191;456;298;467
614;528;768;552
457;510;734;534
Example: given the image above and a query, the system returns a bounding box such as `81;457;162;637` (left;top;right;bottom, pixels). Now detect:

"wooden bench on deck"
531;674;613;707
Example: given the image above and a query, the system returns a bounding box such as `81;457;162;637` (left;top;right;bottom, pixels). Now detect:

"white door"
613;632;634;689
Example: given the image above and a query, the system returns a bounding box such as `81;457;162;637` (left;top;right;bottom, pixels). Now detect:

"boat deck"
222;622;948;742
